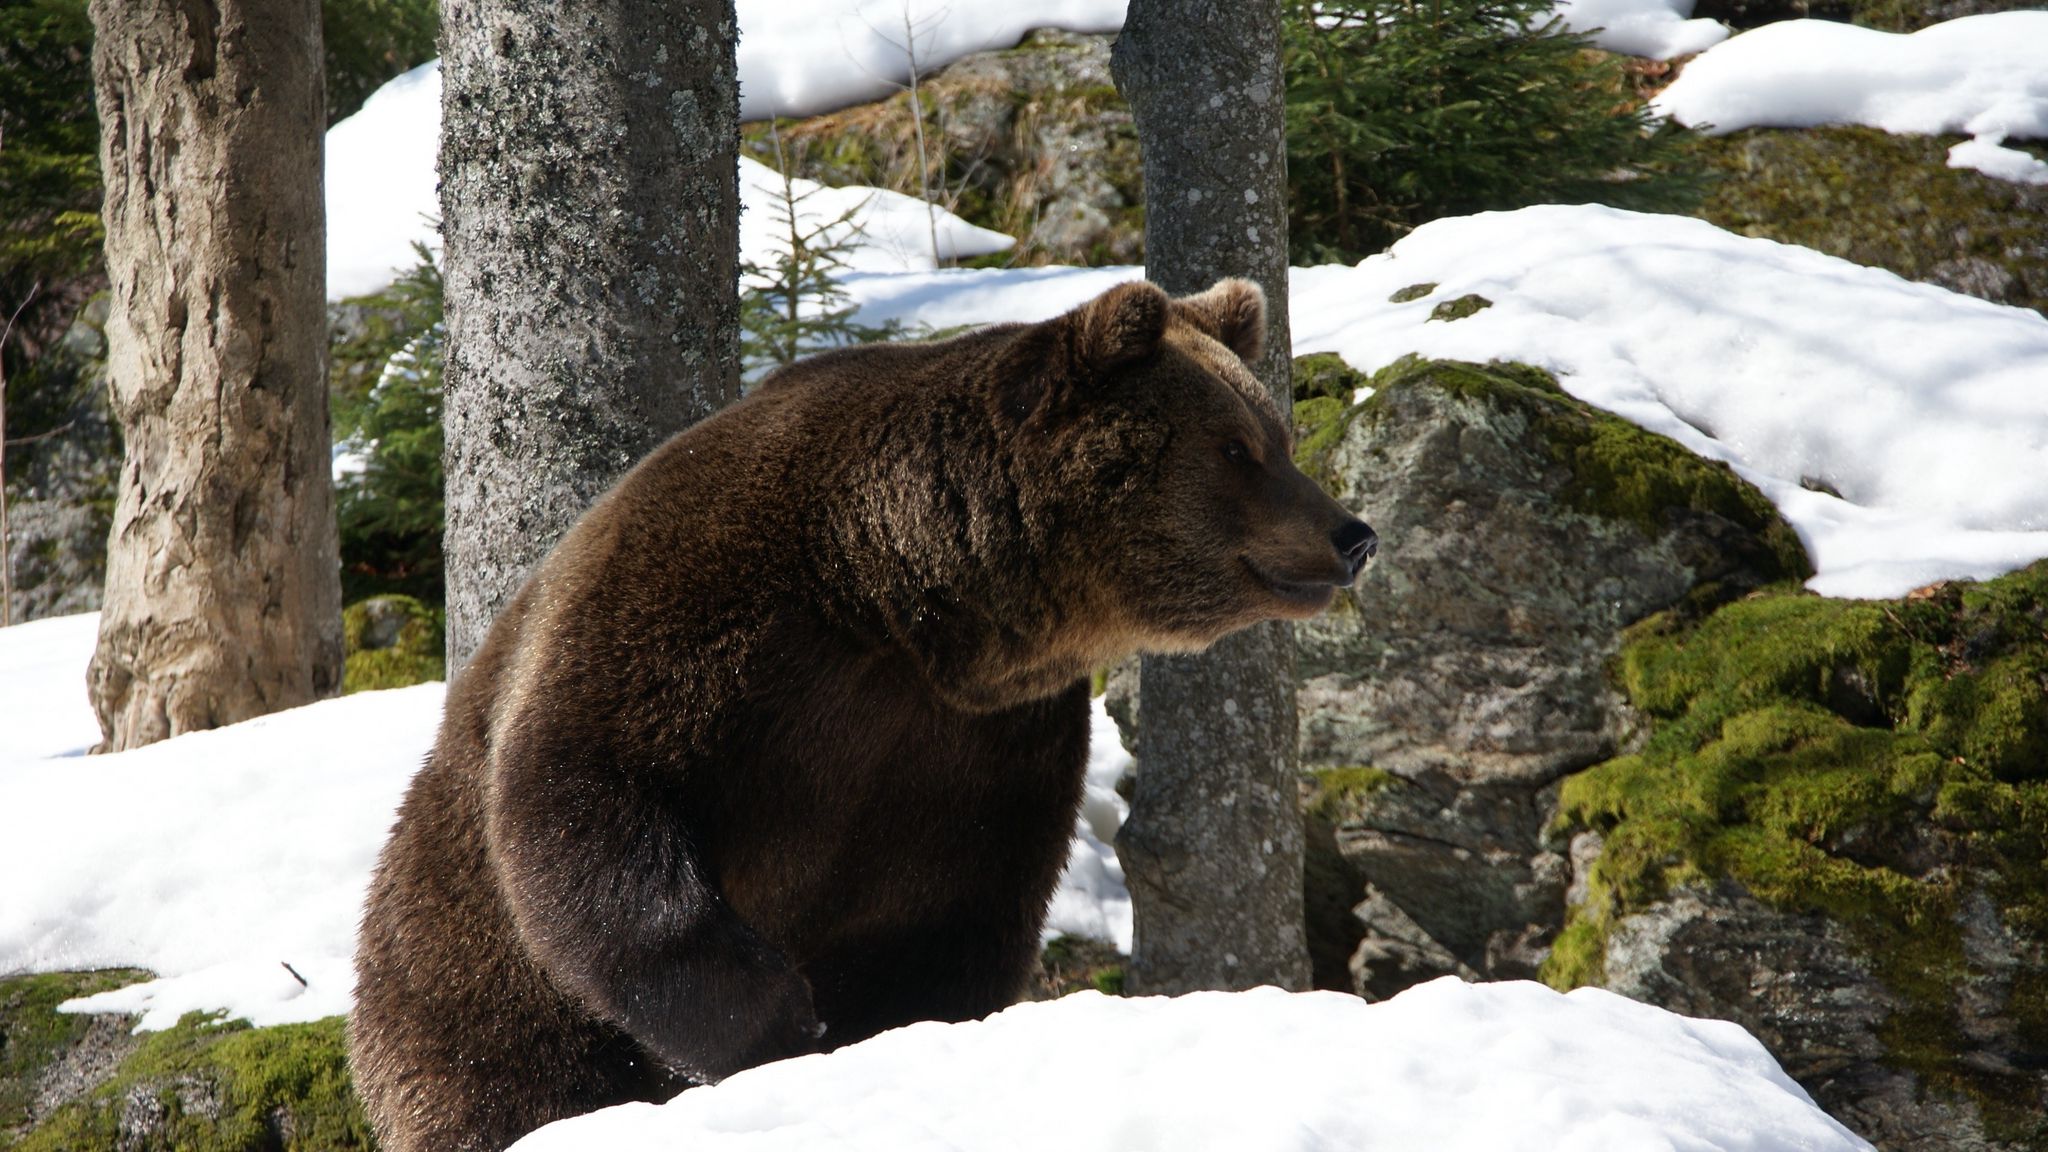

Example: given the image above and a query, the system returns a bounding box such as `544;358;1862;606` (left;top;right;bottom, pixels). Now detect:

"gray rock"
5;296;117;624
1292;358;1803;994
753;30;1143;268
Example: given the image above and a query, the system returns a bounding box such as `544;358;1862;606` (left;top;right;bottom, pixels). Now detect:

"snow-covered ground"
328;64;1012;299
329;0;1739;297
513;980;1873;1152
1653;12;2048;184
1554;0;1726;61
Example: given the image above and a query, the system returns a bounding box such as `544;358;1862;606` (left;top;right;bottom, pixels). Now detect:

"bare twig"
4;419;75;447
900;5;943;266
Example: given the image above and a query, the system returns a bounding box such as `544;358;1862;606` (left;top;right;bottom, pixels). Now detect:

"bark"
87;0;343;752
439;0;742;670
1111;0;1310;994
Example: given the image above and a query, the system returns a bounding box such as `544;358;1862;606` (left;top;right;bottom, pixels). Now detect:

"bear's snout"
1333;519;1378;586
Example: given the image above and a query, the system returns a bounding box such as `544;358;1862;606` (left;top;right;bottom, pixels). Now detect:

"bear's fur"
348;279;1374;1151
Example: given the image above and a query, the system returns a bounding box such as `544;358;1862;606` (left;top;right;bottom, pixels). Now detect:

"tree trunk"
439;0;742;670
87;0;343;752
1111;0;1310;995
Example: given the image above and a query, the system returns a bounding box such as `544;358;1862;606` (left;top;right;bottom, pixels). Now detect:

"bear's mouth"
1243;558;1337;611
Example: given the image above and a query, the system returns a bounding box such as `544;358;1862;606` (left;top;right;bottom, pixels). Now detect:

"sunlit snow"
326;63;1012;300
511;980;1873;1152
1553;0;1727;61
1652;13;2048;184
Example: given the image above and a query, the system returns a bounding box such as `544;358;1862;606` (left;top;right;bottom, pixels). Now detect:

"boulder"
1556;566;2048;1150
1698;126;2048;319
3;297;117;625
1287;356;1806;995
1;969;372;1150
1283;353;2048;1147
745;29;1142;267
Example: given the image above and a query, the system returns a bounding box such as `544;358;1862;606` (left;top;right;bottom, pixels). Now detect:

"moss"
11;1011;371;1152
1387;282;1437;303
0;970;150;1139
1349;358;1811;588
342;594;444;693
1304;765;1399;824
1427;293;1492;322
1547;562;2048;1139
1032;936;1127;1001
1697;125;2048;319
1542;919;1607;991
1291;395;1360;495
1291;352;1370;405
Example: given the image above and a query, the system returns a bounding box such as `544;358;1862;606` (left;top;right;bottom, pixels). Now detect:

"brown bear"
348;278;1376;1151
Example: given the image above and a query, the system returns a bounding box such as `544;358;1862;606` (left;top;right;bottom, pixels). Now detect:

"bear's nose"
1333;518;1378;583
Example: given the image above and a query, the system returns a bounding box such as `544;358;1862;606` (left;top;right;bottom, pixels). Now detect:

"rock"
1692;0;2040;31
341;593;444;693
1;970;146;1141
3;296;117;624
1288;357;1807;999
1281;357;2048;1146
1555;563;2048;1149
1697;126;2048;320
747;29;1143;267
0;970;375;1150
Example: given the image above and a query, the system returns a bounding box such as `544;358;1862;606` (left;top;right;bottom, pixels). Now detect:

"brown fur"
348;279;1373;1151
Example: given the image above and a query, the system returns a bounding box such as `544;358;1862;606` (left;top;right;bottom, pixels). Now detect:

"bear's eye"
1222;438;1252;465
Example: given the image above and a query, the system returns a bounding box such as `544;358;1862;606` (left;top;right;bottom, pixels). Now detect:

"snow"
833;205;2048;600
325;61;444;300
737;0;1126;122
328;62;1013;300
512;979;1873;1152
1286;205;2048;598
325;0;1107;299
1652;14;2048;185
0;611;101;762
739;156;1013;280
0;656;442;1029
1553;0;1727;61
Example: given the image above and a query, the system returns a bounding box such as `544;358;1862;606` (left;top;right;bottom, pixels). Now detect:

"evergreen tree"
334;247;445;604
1283;0;1705;264
741;124;898;381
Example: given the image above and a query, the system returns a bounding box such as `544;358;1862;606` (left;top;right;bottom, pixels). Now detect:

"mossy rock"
342;594;444;693
1030;936;1126;1000
1291;352;1371;405
1291;356;1810;1004
7;1007;372;1152
1339;357;1810;595
1549;561;2048;1144
1;970;148;1143
1694;0;2039;32
1427;294;1492;322
1697;126;2048;319
743;29;1142;267
3;971;372;1151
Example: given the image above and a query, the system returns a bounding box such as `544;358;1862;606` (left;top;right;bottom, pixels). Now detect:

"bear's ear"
1173;278;1267;364
995;281;1169;426
1071;280;1171;375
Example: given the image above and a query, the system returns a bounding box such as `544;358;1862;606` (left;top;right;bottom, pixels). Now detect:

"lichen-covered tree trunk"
439;0;742;670
1111;0;1310;994
86;0;343;752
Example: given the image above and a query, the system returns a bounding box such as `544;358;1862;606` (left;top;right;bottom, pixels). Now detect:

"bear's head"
995;277;1376;664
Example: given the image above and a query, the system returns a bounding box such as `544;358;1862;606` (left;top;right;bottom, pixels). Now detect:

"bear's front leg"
486;733;823;1085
